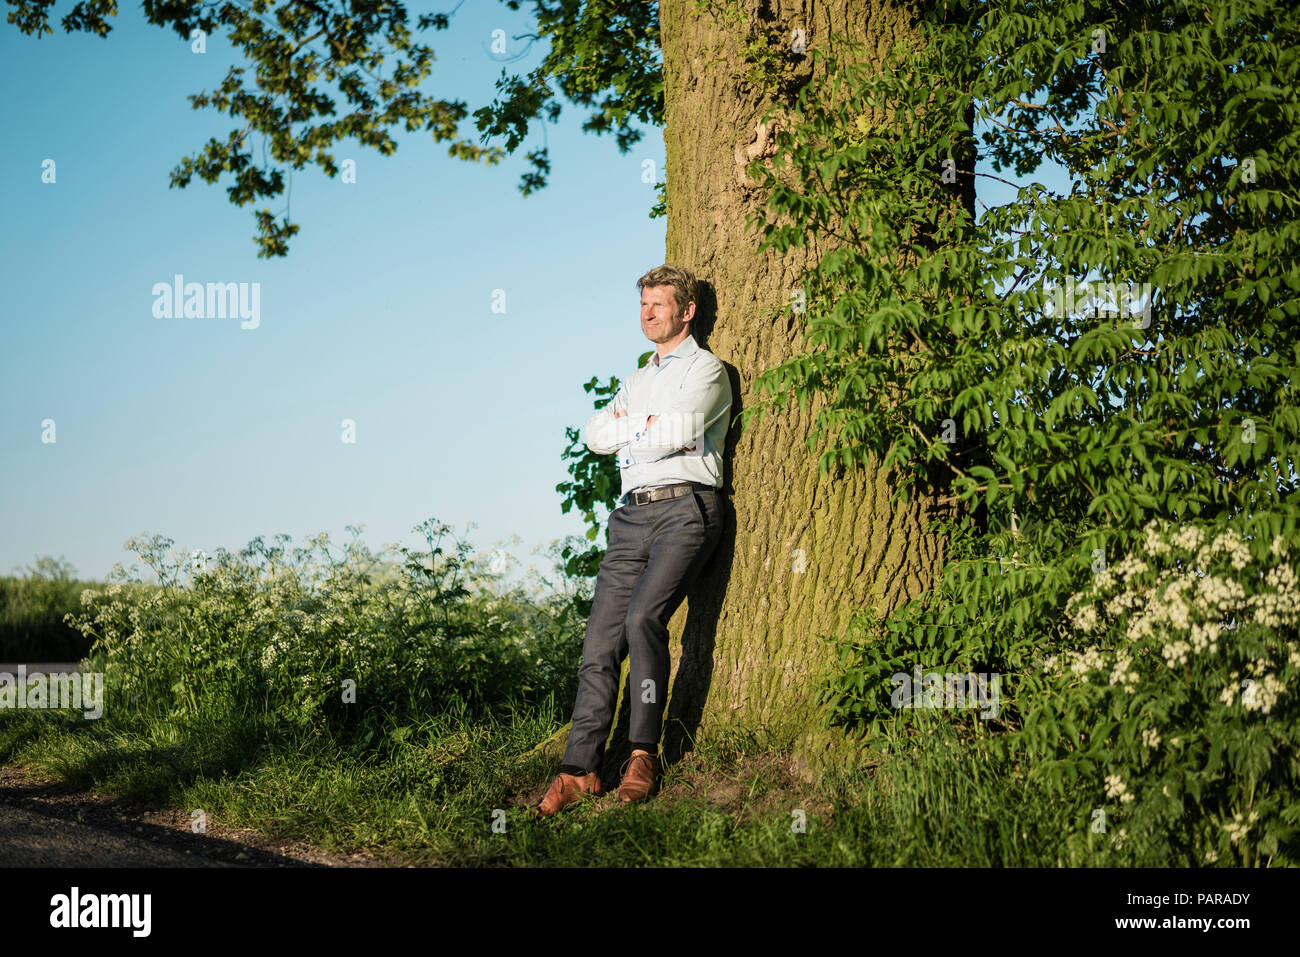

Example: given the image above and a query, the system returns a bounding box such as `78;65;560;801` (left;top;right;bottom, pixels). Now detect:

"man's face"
640;284;693;343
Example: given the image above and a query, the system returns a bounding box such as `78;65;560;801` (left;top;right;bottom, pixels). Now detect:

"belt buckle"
633;484;675;506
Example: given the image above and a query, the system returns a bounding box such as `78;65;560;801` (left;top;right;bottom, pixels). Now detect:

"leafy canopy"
6;0;664;255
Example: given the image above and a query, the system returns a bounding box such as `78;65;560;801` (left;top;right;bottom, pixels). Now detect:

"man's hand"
611;409;653;426
641;414;697;453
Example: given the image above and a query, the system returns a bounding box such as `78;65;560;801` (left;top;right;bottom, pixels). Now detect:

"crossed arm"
583;361;730;463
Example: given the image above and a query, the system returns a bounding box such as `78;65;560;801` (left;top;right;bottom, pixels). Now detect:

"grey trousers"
562;485;723;772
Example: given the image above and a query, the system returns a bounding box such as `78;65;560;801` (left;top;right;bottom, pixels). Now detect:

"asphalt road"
0;765;379;867
0;802;236;867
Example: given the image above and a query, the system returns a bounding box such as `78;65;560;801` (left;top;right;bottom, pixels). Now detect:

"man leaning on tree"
534;264;731;816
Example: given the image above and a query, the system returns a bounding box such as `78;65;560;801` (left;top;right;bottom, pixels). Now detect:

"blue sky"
1;3;669;583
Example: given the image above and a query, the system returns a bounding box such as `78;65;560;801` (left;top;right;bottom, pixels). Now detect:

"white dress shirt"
583;333;731;506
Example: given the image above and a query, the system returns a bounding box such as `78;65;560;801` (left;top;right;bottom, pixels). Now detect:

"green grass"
0;699;1126;866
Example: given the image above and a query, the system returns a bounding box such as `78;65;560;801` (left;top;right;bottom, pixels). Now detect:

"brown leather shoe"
533;771;603;817
616;750;661;803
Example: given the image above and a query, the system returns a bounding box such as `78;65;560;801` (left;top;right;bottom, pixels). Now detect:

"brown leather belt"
627;481;715;506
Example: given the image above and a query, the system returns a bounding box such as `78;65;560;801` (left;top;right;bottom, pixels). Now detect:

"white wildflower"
1109;653;1139;691
1216;528;1252;571
1223;810;1258;845
1190;621;1220;654
1115;556;1148;582
1161;639;1190;668
1195;576;1246;613
1069;646;1105;681
1242;674;1284;714
1144;520;1171;556
1171;525;1205;553
1126;615;1154;642
1167;598;1191;631
1104;773;1135;805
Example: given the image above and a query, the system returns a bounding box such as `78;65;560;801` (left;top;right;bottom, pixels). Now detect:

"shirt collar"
651;332;699;368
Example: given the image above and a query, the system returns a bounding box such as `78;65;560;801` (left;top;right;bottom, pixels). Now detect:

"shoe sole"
617;785;659;803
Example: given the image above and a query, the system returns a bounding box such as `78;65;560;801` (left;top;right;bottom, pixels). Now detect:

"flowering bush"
63;522;589;735
1020;520;1300;865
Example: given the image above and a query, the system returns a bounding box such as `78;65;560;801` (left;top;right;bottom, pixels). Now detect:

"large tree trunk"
533;0;958;783
653;0;958;781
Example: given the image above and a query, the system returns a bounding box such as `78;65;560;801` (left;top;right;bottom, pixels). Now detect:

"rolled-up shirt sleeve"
624;359;730;465
583;381;634;454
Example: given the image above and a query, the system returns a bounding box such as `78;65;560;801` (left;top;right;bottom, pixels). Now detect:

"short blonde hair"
636;264;698;319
